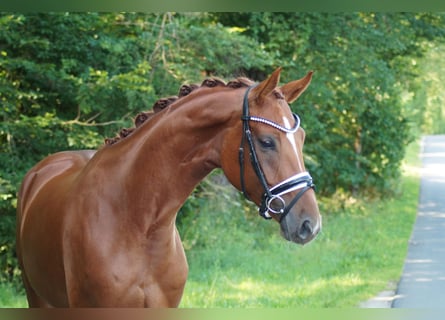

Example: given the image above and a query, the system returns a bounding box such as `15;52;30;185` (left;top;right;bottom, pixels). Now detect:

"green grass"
0;283;27;307
0;142;420;308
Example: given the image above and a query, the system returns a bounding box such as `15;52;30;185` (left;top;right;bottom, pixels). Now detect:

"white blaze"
282;116;303;171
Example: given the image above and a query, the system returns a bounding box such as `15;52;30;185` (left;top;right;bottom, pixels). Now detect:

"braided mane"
104;77;254;146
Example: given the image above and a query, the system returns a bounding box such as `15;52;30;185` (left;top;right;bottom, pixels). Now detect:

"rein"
238;86;315;222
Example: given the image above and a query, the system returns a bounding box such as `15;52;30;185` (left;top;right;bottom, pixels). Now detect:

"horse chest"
65;225;188;307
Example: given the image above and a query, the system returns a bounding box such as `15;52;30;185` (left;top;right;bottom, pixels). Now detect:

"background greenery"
1;12;445;306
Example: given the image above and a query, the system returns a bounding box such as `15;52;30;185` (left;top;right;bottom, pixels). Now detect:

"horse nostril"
299;220;313;240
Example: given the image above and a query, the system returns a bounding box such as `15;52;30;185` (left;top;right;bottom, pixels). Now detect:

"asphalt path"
392;135;445;308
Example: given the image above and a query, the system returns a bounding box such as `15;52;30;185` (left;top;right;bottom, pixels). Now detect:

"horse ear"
251;67;282;103
280;71;313;104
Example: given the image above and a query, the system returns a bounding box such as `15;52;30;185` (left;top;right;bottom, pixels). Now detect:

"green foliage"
0;215;20;288
405;43;445;134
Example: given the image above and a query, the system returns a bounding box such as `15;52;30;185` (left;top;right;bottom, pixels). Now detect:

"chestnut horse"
16;68;321;307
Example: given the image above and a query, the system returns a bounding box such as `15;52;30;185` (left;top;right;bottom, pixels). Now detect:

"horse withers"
16;68;321;307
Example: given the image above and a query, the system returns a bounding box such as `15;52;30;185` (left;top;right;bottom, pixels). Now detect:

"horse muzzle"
280;212;321;245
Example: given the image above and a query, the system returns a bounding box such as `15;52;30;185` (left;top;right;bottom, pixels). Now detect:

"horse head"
222;68;321;245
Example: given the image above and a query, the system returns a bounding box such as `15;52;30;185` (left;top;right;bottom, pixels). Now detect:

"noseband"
238;86;315;222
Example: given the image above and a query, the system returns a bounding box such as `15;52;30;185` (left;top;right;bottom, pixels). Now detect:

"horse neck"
89;88;242;231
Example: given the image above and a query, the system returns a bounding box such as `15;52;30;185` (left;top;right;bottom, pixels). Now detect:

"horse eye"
259;137;276;150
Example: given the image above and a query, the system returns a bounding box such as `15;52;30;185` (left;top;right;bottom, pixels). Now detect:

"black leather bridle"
238;85;315;222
